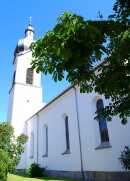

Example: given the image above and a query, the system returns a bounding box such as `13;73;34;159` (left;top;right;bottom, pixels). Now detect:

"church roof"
14;17;34;56
14;38;34;54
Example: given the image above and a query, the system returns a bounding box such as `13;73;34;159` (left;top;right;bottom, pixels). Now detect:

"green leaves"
0;149;12;181
118;146;130;171
0;122;28;181
26;163;46;178
30;11;107;86
30;2;130;124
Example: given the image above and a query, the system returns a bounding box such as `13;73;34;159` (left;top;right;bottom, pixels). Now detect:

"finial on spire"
25;17;34;39
29;16;32;26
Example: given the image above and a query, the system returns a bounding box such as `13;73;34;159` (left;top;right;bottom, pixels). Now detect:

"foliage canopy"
30;0;130;124
0;122;28;181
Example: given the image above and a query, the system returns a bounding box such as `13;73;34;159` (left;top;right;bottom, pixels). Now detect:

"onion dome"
14;17;35;55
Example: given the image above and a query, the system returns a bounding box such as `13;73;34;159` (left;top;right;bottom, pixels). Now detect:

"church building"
7;20;130;181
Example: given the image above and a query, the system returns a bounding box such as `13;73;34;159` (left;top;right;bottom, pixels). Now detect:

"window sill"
42;153;48;157
62;149;71;155
95;141;112;150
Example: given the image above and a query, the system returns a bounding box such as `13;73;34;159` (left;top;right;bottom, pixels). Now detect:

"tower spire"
29;16;32;26
25;16;34;39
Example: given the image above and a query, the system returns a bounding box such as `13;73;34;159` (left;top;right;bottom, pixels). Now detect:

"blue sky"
0;0;115;122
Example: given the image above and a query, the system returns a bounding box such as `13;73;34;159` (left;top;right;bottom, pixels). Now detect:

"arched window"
43;125;48;157
65;116;70;151
96;99;109;142
30;132;34;158
12;71;16;86
26;68;33;84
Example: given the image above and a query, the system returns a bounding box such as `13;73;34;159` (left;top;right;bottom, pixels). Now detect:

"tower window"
12;71;16;86
26;68;33;84
96;99;109;142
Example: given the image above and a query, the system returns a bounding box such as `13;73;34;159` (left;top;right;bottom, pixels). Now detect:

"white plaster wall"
76;86;130;172
7;49;43;169
10;82;42;169
10;83;42;136
27;88;82;171
26;115;38;167
7;87;14;123
26;86;130;172
8;46;42;136
15;52;41;87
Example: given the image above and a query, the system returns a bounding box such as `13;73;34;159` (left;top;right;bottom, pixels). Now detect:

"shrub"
26;163;46;178
118;146;130;171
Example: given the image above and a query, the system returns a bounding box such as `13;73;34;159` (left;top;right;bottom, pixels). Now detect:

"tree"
118;146;130;171
0;122;28;181
30;0;130;124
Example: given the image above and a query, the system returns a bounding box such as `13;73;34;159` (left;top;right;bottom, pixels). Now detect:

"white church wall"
27;115;38;167
9;83;42;137
15;52;41;87
7;86;14;123
8;47;42;136
27;88;82;171
26;85;130;173
75;86;130;172
8;52;42;169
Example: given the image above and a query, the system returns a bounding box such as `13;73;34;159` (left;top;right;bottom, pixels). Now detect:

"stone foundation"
46;170;130;181
87;171;130;181
46;170;83;180
16;169;130;181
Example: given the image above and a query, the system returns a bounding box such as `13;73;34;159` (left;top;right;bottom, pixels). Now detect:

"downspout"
73;86;84;180
36;113;39;164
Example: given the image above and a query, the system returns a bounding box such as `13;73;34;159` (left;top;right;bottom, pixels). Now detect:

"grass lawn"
8;174;75;181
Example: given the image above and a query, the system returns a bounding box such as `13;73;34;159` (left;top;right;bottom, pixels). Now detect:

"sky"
0;0;115;122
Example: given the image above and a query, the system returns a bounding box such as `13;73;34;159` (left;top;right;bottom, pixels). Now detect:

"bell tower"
7;19;43;137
